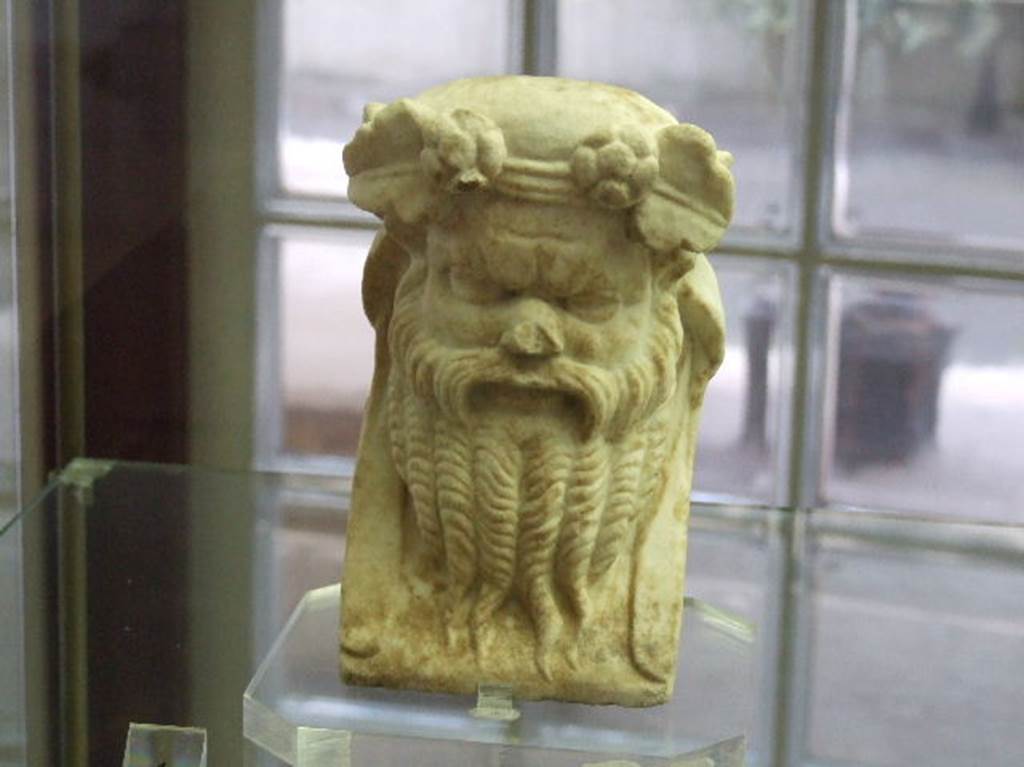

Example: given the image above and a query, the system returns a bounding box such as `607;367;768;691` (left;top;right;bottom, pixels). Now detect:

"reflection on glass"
557;0;807;237
0;2;24;761
279;0;514;197
268;485;348;633
277;229;377;457
695;255;795;505
834;1;1024;248
686;506;787;763
817;272;1024;522
0;524;23;766
0;0;16;518
801;515;1024;766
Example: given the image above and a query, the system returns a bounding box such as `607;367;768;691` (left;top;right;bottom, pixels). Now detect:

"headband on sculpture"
343;77;735;255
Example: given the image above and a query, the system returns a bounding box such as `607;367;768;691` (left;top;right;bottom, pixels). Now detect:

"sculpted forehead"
429;199;650;299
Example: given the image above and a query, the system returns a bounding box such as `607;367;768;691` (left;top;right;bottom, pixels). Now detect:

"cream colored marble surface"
339;76;733;705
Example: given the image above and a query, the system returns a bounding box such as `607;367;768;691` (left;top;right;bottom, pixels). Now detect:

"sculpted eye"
565;291;619;322
449;266;504;304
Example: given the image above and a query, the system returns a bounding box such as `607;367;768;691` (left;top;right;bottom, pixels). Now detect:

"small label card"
122;723;207;767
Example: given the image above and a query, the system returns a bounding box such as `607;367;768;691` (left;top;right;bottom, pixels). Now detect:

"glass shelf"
5;459;1023;766
244;584;753;766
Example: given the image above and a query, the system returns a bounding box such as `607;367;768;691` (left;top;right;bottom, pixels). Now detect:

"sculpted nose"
499;319;564;359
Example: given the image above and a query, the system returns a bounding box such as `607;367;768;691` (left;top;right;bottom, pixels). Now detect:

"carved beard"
384;261;683;675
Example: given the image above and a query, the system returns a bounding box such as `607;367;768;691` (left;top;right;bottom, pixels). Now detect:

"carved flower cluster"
420;109;507;193
571;128;660;209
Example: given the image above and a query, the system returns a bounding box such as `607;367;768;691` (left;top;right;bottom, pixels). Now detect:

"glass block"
832;1;1024;253
813;270;1024;522
694;255;796;505
799;513;1024;767
271;228;377;459
557;0;808;239
278;0;515;198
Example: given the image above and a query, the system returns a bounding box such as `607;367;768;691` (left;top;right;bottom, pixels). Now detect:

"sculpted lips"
456;356;598;434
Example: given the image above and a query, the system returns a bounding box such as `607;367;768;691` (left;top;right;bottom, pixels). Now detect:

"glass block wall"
253;0;1024;522
247;6;1024;765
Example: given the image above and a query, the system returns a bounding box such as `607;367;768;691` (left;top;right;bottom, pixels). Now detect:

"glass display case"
4;461;1024;766
3;461;780;766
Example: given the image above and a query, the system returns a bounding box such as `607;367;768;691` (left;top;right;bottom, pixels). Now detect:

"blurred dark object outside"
742;295;776;452
836;293;954;470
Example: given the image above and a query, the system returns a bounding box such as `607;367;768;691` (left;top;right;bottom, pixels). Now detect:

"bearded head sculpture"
339;77;732;706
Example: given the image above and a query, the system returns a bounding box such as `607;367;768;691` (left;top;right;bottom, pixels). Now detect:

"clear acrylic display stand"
244;584;754;767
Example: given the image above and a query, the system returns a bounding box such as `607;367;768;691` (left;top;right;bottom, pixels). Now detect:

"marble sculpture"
339;76;732;706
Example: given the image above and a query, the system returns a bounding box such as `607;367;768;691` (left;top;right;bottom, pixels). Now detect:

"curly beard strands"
385;254;688;672
387;261;428;372
386;369;408;485
610;287;684;438
637;416;671;532
626;412;674;682
470;423;522;653
588;288;683;581
555;435;611;651
387;269;445;565
384;262;428;487
434;413;477;643
588;428;646;584
516;436;571;679
402;380;444;564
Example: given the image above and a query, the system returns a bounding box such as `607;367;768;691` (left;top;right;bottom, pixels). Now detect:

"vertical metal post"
788;0;835;512
523;0;558;75
773;1;839;765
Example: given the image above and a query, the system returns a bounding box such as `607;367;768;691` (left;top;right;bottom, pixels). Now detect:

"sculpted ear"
652;248;697;292
677;253;725;408
362;230;410;335
647;247;724;407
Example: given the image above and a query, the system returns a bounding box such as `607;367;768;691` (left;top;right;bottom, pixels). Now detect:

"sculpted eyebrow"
484;230;589;260
486;216;576;240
